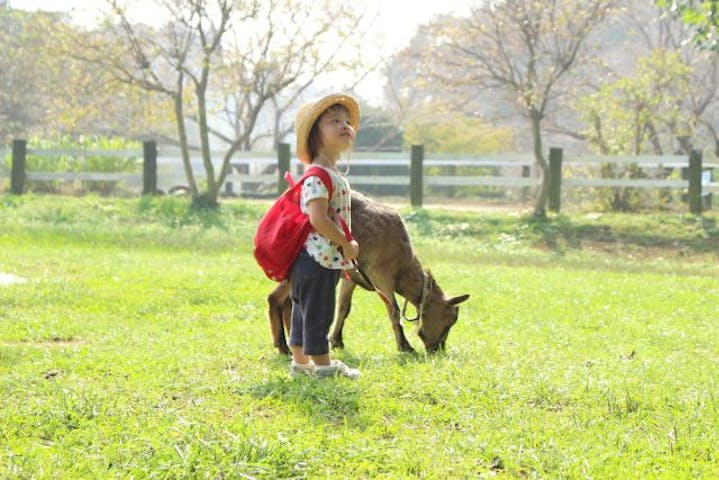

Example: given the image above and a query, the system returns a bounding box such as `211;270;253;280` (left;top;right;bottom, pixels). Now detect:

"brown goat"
266;191;469;354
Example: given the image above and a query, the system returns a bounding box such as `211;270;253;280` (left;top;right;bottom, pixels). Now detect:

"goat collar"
402;272;431;323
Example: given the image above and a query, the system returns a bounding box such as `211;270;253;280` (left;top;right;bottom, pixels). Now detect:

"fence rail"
26;148;142;158
564;178;688;188
2;139;718;213
25;172;140;182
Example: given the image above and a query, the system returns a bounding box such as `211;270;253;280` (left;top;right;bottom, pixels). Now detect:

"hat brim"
295;93;360;165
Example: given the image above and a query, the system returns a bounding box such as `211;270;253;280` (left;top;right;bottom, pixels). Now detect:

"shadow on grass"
241;348;441;424
525;214;719;255
699;216;718;242
406;207;719;257
475;247;719;278
136;196;228;230
242;356;361;424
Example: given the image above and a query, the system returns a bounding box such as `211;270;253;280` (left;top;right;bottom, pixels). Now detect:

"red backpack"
254;167;335;282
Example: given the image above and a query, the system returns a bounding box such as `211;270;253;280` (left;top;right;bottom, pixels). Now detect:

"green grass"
1;194;718;479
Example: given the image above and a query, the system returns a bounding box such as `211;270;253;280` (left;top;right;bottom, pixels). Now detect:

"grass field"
1;194;718;479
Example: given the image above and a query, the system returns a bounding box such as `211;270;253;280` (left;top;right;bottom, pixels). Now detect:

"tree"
578;50;693;210
207;0;367;152
382;19;459;148
72;0;241;206
0;8;55;142
352;106;403;152
74;0;366;207
381;21;515;153
0;7;173;144
629;1;719;156
49;32;175;142
415;0;617;217
656;0;719;50
402;105;515;155
579;50;693;156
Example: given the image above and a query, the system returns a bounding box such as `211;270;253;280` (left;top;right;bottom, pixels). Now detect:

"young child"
289;93;361;379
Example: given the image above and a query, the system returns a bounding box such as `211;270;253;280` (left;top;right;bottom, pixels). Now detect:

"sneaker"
313;360;360;380
289;360;315;378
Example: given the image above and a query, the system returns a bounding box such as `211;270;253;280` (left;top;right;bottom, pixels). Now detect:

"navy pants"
289;250;340;356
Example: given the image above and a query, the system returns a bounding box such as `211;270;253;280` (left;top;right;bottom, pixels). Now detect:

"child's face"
317;107;355;155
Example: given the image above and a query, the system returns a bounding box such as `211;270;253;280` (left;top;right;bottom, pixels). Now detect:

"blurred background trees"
657;0;719;50
2;0;718;209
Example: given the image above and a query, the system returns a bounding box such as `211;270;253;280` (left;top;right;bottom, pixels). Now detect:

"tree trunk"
530;112;549;218
174;92;198;198
197;93;215;190
196;83;220;208
701;120;719;158
272;105;283;149
645;120;664;154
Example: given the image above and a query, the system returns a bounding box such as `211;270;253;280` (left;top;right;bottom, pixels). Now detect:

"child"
289;93;361;379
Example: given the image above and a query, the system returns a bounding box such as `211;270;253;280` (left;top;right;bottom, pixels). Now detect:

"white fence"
2;146;718;208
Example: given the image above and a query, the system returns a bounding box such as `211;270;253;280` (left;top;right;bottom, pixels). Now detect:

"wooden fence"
2;139;718;213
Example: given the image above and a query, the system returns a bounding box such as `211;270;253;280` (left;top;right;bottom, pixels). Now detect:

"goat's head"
416;272;469;353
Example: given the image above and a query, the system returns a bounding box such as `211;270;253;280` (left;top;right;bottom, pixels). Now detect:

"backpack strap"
294;166;335;200
295;166;353;242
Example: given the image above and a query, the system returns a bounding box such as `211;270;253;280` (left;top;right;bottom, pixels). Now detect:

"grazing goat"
266;191;469;354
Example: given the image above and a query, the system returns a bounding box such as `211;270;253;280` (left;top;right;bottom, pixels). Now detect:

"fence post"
277;143;291;195
224;180;234;196
410;145;424;207
688;149;703;215
446;164;456;198
142;140;157;195
11;139;27;195
548;147;563;213
521;165;531;203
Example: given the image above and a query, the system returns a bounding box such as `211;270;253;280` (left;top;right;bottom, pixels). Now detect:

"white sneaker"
314;360;360;380
289;360;315;378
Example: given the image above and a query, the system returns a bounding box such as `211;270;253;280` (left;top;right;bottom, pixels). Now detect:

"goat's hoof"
398;344;416;354
276;344;291;355
330;337;345;349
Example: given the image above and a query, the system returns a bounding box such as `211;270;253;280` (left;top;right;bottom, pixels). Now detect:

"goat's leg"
385;296;414;353
370;277;414;353
267;282;291;355
281;295;292;348
330;278;357;349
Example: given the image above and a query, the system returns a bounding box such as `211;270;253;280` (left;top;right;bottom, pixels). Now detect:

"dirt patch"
243;196;532;213
375;197;533;213
2;338;86;348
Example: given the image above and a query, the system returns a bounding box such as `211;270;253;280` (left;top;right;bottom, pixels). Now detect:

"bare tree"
74;0;250;206
207;0;369;151
383;20;462;138
543;1;719;157
75;0;365;207
628;0;719;155
427;0;617;217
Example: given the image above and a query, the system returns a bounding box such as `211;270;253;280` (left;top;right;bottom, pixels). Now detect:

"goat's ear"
448;294;469;306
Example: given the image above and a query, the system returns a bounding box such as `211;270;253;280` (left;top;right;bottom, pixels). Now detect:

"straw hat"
295;93;360;164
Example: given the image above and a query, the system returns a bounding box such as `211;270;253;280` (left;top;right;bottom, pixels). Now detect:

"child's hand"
342;240;360;261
